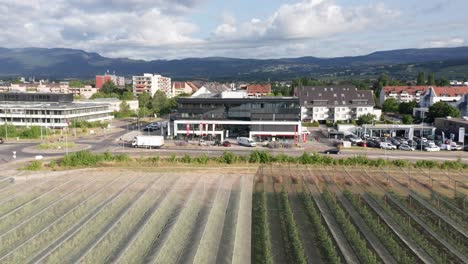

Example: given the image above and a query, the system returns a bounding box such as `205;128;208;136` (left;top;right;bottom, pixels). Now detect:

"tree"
137;106;150;117
436;77;450;86
427;101;461;122
398;101;418;115
416;72;425;85
69;80;85;88
427;73;435;85
102;80;118;94
138;92;152;109
382;98;399;113
119;100;132;116
121;91;136;100
402;115;414;124
357;114;376;126
151;90;168;115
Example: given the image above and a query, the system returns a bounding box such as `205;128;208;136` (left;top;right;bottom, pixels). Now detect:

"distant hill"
1;47;468;80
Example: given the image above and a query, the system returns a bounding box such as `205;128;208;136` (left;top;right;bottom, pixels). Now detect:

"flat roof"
362;124;435;129
0;101;111;110
435;117;468;125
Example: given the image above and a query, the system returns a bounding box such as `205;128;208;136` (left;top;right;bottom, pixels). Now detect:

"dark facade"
177;97;300;121
294;85;374;107
434;118;468;142
0;93;73;103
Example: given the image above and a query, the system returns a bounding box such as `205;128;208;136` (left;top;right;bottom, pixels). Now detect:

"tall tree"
69;80;84;88
382;98;400;113
402;115;414;124
357;114;376;126
416;72;425;85
138;92;152;109
398;101;419;115
427;73;435;85
102;80;118;94
427;102;461;122
151;90;168;115
436;77;450;86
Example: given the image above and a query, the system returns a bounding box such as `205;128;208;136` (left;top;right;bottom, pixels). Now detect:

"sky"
0;0;466;60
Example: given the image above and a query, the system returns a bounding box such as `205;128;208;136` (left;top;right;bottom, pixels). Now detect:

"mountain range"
1;47;468;81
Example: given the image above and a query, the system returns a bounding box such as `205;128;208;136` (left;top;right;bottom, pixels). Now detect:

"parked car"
399;144;415;151
357;142;367;147
142;126;155;132
237;137;256;147
366;141;380;148
424;143;440;152
222;141;232;147
198;139;208;146
450;142;463;151
323;148;341;154
380;142;397;150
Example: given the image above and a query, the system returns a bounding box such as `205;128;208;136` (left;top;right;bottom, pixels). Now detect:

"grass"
37;142;76;150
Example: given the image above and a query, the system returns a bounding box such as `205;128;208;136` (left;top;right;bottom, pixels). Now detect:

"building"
190;82;231;97
295;86;380;123
132;74;171;97
246;83;271;97
171;82;197;97
74;98;139;112
0;82;97;99
96;73;126;90
379;86;430;105
420;86;468;108
434;117;468;143
0;93;113;128
174;94;302;142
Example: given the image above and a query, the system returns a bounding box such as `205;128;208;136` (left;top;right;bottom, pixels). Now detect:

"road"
0;120;466;164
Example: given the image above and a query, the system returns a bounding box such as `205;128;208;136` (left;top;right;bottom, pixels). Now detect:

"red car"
222;141;232;147
357;141;367;147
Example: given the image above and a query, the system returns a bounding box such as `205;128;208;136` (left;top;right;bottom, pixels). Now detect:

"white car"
425;144;440;152
380;142;397;150
399;144;415;151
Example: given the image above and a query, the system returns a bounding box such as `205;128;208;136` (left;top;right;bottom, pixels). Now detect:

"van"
237;137;256;147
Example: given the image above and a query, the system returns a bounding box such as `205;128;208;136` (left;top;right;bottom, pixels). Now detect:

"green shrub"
218;151;238;164
49;160;57;169
249;151;274;163
392;159;411;167
195;155;209;164
180;154;193;163
27;160;42;171
415;160;438;169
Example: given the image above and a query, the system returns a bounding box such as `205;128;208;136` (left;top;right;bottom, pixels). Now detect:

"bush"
415;160;438;169
49;160;57;169
218;152;238;164
26;160;42;171
180;154;193;163
195;155;209;164
60;150;123;167
249;151;274;163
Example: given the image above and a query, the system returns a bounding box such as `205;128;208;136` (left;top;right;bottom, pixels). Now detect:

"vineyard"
0;165;466;264
0;168;252;264
252;165;468;264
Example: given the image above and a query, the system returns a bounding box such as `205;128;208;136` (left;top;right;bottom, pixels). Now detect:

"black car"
142;127;155;132
323;148;341;154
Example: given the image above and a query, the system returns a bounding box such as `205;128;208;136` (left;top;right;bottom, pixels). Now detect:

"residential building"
420;86;468;108
379;86;430;105
246;83;271;97
174;93;302;142
0;93;113;128
132;74;171;97
450;80;468;86
295;86;380;123
96;73;125;90
0;82;97;99
171;82;197;97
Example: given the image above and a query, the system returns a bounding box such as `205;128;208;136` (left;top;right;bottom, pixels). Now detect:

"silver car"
399;144;415;151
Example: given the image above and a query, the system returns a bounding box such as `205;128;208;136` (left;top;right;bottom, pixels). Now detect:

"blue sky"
0;0;466;60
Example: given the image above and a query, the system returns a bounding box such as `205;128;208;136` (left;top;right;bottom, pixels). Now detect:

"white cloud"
423;37;465;48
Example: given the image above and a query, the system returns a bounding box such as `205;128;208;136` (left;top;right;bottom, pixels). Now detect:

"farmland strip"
386;194;468;263
0;176;124;261
192;177;233;264
305;167;360;264
251;176;273;264
103;176;180;263
232;174;253;264
29;175;141;263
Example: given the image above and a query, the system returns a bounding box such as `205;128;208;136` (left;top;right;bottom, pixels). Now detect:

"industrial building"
174;92;303;142
0;93;113;128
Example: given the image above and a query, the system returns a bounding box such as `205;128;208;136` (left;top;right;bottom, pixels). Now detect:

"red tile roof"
383;86;430;95
432;86;468;97
247;84;271;94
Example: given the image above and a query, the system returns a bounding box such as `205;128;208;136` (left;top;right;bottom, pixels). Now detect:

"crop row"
116;178;197;263
251;186;273;264
39;178;147;263
276;188;307;264
344;191;417;264
0;176;59;202
322;190;380;264
193;177;233;264
0;178;128;263
154;179;215;263
372;194;453;264
0;180;89;232
231;175;253;264
299;188;342;264
427;194;467;229
78;176;169;263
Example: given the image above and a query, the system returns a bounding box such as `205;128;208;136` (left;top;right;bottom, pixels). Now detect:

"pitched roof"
295;86;374;107
432;86;468;97
383;86;430;95
247;84;271;94
203;82;231;93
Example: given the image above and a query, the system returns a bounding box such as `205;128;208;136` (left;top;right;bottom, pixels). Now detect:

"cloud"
423;38;465;48
212;0;399;41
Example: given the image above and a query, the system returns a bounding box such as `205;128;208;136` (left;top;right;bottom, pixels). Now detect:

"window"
333;93;337;97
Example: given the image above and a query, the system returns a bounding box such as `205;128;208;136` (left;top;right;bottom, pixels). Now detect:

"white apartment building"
0;82;98;99
132;73;172;97
379;86;430;106
296;86;381;123
420;86;468;108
